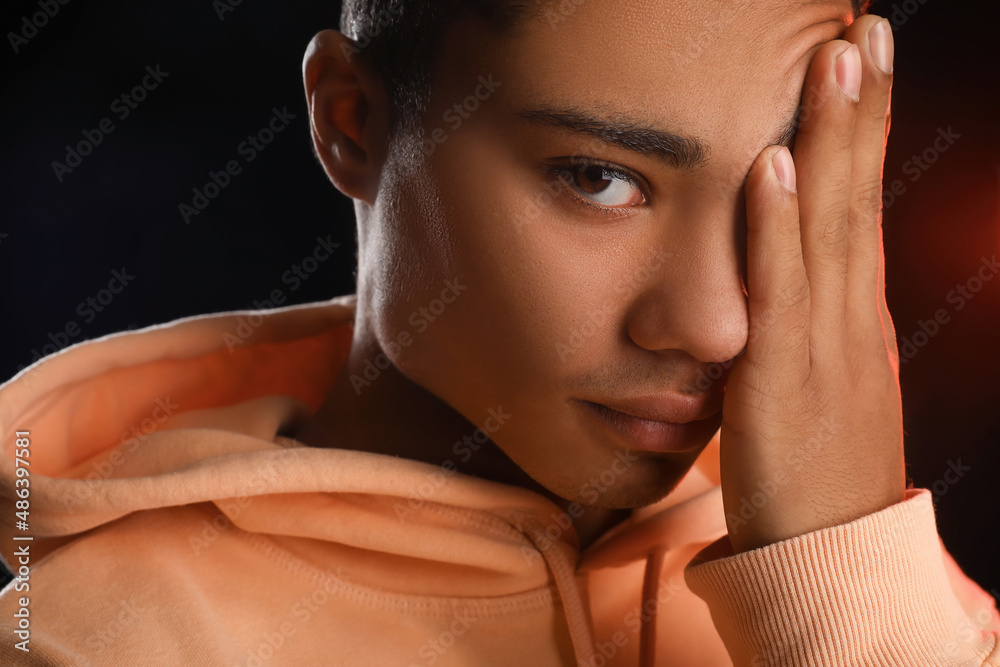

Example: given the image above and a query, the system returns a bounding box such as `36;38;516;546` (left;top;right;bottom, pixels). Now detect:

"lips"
596;393;722;424
578;395;722;454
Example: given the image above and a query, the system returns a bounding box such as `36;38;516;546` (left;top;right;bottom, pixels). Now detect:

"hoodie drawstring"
521;517;668;667
522;516;596;666
639;546;667;667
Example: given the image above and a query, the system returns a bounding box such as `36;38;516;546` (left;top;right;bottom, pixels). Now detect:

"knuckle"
835;120;856;151
854;179;883;209
866;103;890;125
773;279;810;311
850;181;884;222
818;218;849;251
819;170;853;207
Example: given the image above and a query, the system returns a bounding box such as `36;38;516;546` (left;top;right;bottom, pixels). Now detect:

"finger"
792;40;861;339
743;145;808;372
877;232;900;371
842;16;894;342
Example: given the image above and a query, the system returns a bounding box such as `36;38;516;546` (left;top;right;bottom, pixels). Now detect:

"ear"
302;30;389;205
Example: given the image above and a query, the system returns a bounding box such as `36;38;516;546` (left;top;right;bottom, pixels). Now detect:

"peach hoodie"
1;294;998;666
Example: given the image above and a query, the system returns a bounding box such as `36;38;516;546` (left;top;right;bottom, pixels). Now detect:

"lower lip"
579;400;719;454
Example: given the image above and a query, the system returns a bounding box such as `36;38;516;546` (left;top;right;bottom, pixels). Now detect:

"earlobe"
302;29;387;204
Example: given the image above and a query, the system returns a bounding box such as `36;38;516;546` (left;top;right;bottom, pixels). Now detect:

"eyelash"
541;158;650;220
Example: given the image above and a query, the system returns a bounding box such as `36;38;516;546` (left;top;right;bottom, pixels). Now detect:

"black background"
1;0;998;601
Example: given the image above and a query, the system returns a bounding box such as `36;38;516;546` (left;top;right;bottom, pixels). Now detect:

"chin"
580;477;687;510
545;455;698;510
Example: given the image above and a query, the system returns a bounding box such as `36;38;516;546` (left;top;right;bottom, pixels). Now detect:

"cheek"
427;141;624;388
380;136;609;411
362;153;457;339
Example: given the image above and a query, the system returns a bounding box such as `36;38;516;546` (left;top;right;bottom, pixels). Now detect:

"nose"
625;213;749;365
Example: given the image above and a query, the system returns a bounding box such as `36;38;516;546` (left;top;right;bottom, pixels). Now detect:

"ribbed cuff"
685;489;999;666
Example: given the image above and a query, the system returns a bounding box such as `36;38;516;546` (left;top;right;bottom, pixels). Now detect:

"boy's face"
363;0;854;508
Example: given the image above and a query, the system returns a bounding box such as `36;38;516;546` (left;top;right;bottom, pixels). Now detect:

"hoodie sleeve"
684;488;1000;666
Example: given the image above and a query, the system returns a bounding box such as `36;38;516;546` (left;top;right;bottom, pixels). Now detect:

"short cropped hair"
340;0;872;140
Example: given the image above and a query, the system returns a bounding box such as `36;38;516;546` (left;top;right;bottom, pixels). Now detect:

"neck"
284;321;629;549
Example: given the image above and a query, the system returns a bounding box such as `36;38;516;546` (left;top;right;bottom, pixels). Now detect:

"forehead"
443;0;852;176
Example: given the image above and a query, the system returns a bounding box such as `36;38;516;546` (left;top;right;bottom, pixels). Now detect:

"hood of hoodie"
0;295;731;666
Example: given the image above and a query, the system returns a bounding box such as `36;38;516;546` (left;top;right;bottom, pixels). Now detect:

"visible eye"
546;160;648;213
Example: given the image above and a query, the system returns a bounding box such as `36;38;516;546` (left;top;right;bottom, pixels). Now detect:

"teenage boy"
2;1;998;665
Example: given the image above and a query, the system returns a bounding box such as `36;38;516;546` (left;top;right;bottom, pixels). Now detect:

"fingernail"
868;19;894;74
836;44;861;101
772;146;796;193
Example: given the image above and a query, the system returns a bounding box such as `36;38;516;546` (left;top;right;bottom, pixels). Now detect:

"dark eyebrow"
515;104;802;169
514;105;709;171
